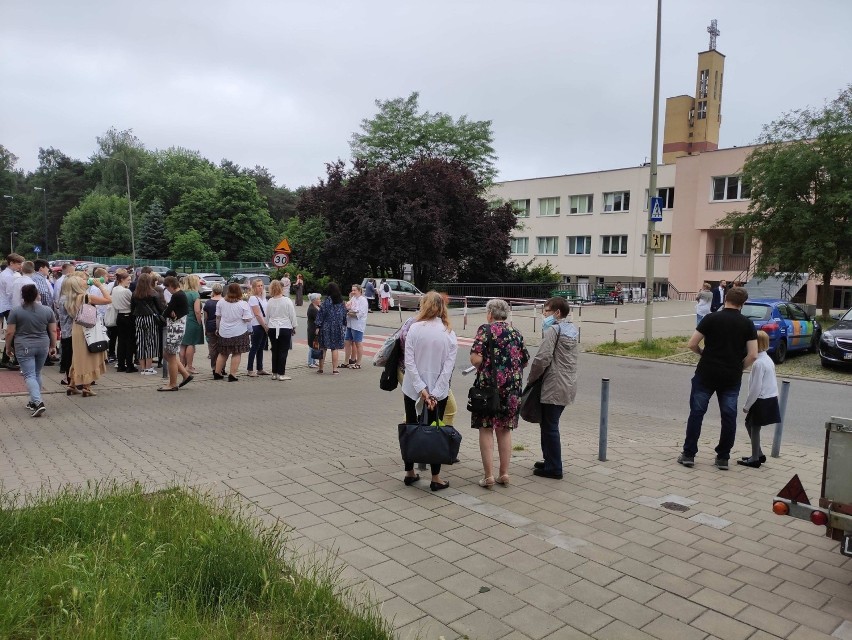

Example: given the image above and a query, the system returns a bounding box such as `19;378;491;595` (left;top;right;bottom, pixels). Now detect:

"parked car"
76;262;108;276
228;273;271;296
740;299;821;364
819;307;852;368
49;259;77;274
192;272;226;298
361;278;424;311
132;265;170;281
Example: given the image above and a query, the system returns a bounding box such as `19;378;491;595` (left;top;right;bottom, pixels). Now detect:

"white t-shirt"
401;317;458;402
0;267;18;313
379;282;391;299
346;295;369;332
248;294;267;328
216;299;252;338
267;296;298;330
11;275;35;309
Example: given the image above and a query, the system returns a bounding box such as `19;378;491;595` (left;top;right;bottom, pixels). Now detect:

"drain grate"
660;501;690;512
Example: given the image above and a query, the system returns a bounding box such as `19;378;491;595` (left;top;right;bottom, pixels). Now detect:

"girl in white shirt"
266;279;298;380
214;283;253;381
401;291;457;491
739;330;780;468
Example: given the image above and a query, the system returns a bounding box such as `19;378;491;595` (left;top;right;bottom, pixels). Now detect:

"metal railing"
704;254;751;272
430;282;561;302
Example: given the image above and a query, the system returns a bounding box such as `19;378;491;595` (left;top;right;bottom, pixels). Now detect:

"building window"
644;187;675;210
566;236;592;255
731;233;750;255
697;100;707;120
603;191;630;213
712;176;750;201
569;194;593;214
699;69;709;99
536;236;558;255
601;235;628;255
510;237;529;255
641;233;672;255
539;197;560;217
512;199;530;217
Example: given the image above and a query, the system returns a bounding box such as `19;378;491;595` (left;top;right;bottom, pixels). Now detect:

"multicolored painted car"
740;299;821;364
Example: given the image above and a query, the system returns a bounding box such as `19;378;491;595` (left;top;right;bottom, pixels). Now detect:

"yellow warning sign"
274;238;291;253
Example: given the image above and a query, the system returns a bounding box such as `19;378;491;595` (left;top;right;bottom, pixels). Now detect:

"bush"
270;264;329;296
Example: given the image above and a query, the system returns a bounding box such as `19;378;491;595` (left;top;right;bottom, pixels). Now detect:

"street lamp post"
33;187;49;259
2;195;13;252
110;157;136;266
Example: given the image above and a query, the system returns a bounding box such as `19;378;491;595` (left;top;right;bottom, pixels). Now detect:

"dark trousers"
247;325;267;371
59;336;72;374
540;403;566;475
116;314;136;370
402;394;448;475
107;324;118;359
267;327;291;375
683;373;741;460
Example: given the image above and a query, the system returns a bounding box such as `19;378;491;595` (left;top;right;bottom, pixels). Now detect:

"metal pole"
112;157;136;266
771;380;791;458
33;187;48;257
643;0;662;342
599;378;610;461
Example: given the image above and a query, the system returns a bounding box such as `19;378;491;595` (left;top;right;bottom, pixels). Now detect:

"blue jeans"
18;344;48;405
540;403;566;474
683;373;741;459
247;325;267;371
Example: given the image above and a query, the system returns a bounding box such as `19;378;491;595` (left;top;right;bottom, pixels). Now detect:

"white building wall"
490;164;677;285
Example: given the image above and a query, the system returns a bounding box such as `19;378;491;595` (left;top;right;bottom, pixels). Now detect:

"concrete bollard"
771;380;791;458
599;378;610;461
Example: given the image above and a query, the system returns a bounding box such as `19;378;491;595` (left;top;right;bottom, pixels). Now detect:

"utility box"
821;416;852;542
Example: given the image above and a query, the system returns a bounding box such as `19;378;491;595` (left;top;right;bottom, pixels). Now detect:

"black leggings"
267;327;292;375
116;313;136;370
403;394;448;475
59;336;73;374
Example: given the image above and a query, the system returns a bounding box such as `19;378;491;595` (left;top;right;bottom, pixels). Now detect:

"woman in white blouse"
266;279;298;380
214;283;252;381
401;291;458;491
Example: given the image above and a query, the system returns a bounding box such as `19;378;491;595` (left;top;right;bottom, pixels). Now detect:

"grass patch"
512;444;526;451
587;336;692;359
0;483;392;639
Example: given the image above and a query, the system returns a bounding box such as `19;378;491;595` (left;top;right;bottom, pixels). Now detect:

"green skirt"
181;319;205;345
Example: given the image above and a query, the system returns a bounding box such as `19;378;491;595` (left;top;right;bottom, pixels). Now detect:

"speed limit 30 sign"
273;253;289;267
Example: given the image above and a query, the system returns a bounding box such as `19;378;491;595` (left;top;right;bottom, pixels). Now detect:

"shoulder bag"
83;320;109;353
146;298;166;326
74;294;98;328
467;327;502;416
520;325;561;424
379;338;402;391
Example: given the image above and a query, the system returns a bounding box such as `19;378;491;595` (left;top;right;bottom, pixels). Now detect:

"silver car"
193;272;226;299
362;278;424;311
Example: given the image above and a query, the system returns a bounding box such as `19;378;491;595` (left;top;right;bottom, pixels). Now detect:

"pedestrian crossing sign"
649;197;664;222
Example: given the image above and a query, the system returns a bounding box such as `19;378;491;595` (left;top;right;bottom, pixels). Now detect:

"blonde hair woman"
180;274;204;374
400;291;457;491
64;274;111;397
266;279;298;380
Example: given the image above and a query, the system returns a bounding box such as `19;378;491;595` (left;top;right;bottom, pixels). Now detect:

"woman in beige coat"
526;297;579;479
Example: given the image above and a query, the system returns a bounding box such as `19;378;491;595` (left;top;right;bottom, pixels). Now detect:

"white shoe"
141;368;157;375
271;374;278;380
279;375;291;381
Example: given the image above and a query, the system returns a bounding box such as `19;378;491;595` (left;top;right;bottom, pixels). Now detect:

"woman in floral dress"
314;282;347;374
470;298;529;487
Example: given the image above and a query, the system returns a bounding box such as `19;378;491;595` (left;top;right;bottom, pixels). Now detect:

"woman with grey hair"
469;298;529;487
306;293;321;367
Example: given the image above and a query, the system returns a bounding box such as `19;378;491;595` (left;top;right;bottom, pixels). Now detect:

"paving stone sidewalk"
0;332;849;639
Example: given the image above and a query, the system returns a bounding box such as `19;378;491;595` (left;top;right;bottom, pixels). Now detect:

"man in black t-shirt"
679;287;757;470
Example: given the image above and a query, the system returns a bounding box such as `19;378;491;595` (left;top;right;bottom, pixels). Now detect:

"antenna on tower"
707;19;720;50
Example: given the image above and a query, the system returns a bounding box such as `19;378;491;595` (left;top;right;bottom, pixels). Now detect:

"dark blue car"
740;299;821;364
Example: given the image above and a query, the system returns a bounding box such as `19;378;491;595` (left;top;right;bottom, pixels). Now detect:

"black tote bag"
398;412;462;465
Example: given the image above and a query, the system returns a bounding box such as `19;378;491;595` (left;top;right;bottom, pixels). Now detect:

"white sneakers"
270;374;291;381
140;368;157;375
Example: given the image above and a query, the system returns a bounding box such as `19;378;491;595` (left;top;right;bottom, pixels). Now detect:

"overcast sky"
2;0;851;189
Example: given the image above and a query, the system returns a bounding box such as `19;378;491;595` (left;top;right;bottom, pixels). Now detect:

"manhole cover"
661;502;690;512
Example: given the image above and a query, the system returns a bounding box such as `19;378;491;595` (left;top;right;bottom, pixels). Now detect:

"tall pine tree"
137;200;169;259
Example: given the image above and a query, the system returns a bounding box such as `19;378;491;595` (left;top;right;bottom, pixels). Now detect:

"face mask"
542;314;556;331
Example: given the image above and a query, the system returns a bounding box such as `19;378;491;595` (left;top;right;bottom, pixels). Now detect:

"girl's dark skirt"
745;396;781;428
217;332;250;356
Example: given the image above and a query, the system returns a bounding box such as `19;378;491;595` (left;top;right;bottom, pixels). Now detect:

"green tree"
170;229;220;261
137;147;221;215
350;92;498;184
137;200;169;259
168;176;278;261
281;215;327;274
60;192;131;257
718;85;852;318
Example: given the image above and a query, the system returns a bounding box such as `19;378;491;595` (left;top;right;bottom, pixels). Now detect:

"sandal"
338;363;349;368
496;474;511;486
478;476;495;488
332;371;340;376
351;363;361;369
316;368;324;374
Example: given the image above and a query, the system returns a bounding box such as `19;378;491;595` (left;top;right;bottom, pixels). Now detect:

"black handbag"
398;412;462;465
467;328;502;416
520;325;561;423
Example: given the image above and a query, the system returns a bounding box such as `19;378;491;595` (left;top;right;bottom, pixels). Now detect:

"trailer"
772;416;852;557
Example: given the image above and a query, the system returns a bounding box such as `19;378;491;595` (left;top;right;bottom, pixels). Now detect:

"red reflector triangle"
777;474;810;505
